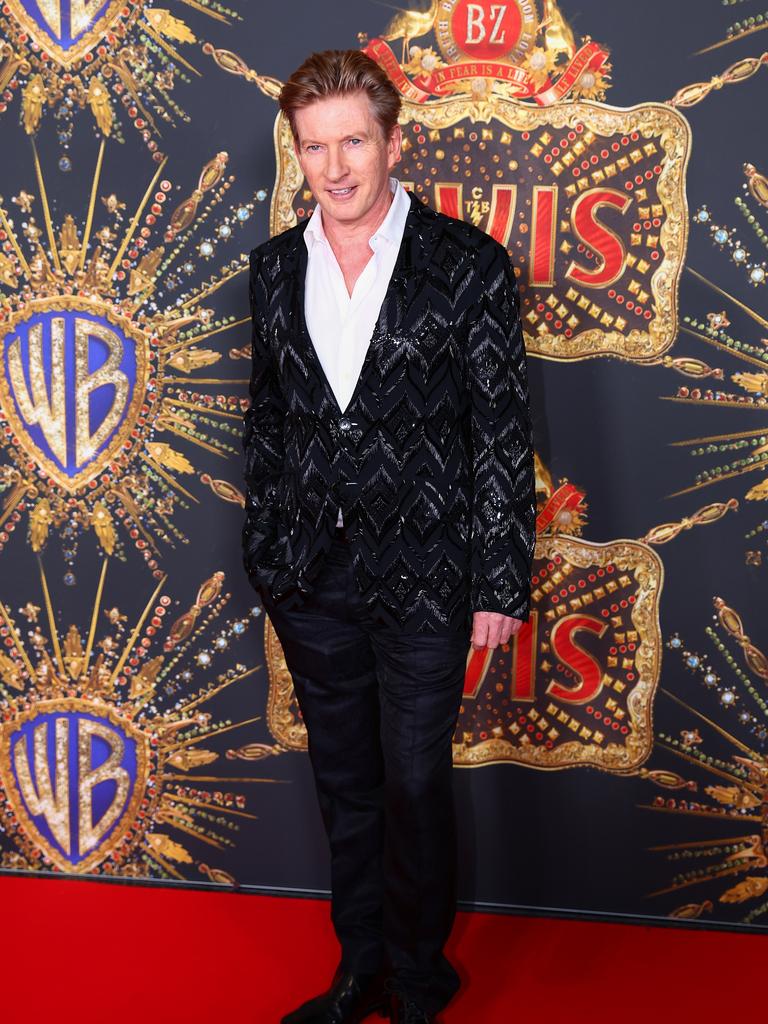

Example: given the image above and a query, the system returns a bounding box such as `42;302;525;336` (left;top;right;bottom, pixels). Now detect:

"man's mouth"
327;186;356;198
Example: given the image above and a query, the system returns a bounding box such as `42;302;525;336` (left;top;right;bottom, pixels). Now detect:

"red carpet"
0;876;761;1022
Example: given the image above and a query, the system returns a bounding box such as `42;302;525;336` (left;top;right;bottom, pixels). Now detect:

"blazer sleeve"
465;239;537;620
241;250;287;580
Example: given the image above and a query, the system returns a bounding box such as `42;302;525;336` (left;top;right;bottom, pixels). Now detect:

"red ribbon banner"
364;38;610;108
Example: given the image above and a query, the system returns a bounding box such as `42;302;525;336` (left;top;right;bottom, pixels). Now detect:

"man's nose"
325;146;348;181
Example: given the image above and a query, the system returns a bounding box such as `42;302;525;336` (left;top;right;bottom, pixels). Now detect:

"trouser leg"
370;627;470;1014
261;544;385;975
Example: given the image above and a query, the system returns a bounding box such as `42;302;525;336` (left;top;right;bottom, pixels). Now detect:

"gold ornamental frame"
453;533;663;772
270;95;691;363
262;533;663;772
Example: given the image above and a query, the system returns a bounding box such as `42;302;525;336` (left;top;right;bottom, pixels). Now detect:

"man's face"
293;91;402;228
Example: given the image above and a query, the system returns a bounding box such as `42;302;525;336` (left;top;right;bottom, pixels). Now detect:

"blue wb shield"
7;3;122;60
1;705;148;872
0;307;145;491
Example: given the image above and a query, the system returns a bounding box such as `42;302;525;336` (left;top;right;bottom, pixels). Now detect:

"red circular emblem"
436;0;538;65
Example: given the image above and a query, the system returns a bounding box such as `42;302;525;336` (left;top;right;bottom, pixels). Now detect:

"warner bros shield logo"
0;304;148;492
6;2;126;65
0;701;149;872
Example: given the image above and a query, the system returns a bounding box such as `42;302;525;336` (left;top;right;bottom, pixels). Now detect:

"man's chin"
318;200;366;224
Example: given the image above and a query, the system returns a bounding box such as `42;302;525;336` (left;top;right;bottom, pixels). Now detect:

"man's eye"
348;138;362;146
306;145;321;153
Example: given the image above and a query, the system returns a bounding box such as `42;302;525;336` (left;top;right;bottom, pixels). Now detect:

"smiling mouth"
327;186;356;197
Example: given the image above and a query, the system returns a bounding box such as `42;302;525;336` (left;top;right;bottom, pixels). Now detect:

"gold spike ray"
179;0;230;22
31;139;62;274
166;748;219;770
128;246;165;296
79;139;105;273
166;347;221;372
104;54;158;133
58;214;81;275
129;654;164;700
0;600;36;682
142;22;200;76
0;201;32;278
63;625;85;681
83;557;109;678
0;251;18;287
38;557;65;677
109;573;167;689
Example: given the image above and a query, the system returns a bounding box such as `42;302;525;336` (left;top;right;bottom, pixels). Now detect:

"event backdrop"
0;0;767;929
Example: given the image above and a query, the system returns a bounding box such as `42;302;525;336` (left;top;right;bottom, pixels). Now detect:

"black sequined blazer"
241;192;536;633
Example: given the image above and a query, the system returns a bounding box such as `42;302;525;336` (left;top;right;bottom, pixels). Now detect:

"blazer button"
339;417;351;432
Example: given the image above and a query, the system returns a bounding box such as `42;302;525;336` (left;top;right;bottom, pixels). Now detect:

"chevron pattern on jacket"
241;191;537;634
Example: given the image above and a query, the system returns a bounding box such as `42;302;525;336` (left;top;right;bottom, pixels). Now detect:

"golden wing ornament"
0;652;24;691
146;442;195;474
144;8;197;43
22;74;45;134
91;502;116;555
87;77;114;136
29;498;52;552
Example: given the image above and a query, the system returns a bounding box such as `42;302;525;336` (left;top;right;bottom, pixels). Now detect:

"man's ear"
388;123;403;168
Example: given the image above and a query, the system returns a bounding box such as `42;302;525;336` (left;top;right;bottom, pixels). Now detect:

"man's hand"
471;610;524;650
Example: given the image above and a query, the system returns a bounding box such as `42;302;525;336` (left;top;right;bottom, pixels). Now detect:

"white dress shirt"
303;177;411;526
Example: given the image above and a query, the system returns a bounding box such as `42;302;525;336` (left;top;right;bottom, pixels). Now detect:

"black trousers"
260;527;470;1014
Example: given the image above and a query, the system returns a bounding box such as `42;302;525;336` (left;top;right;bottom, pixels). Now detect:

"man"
242;49;536;1024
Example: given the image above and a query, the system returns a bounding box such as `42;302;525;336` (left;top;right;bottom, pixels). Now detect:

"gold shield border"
263;534;663;773
4;1;127;67
264;619;309;752
270;96;691;362
454;534;664;772
0;294;153;495
0;697;151;874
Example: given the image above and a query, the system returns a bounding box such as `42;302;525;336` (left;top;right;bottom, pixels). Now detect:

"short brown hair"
279;49;402;141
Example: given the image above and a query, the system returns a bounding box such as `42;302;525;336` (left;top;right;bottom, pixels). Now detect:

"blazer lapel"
349;193;442;406
285;192;441;412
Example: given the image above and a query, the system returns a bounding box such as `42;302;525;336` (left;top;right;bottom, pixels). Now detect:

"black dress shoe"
281;969;389;1024
388;991;434;1024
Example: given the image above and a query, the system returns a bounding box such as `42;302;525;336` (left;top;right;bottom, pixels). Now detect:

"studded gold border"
454;534;664;772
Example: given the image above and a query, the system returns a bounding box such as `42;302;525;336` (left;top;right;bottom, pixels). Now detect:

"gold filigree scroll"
270;97;690;363
264;622;308;752
668;52;768;109
263;534;663;772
